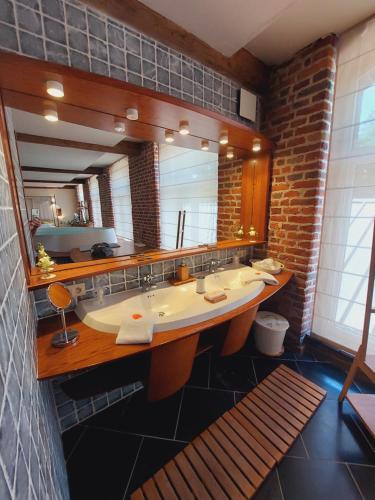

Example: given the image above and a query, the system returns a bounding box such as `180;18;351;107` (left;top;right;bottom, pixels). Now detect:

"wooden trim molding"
36;270;293;379
16;133;142;156
80;0;269;93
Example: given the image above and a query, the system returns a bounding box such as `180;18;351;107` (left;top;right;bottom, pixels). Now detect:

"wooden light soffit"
16;133;142;156
21;166;103;175
81;0;269;93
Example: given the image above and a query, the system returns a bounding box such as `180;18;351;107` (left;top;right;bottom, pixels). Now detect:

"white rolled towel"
241;271;279;286
116;311;155;344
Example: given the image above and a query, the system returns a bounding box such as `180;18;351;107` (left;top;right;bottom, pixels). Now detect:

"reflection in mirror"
47;283;78;347
5;105;224;269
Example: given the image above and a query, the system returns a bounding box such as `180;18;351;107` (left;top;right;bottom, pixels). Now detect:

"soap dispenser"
177;260;189;282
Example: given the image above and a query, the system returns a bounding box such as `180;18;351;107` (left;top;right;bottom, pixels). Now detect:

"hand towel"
241;271;279;286
116;311;155;344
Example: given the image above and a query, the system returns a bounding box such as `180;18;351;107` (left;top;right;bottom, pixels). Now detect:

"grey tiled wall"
0;0;253;124
34;246;254;319
0;126;68;497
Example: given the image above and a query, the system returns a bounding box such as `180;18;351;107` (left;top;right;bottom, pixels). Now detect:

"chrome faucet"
209;258;220;273
142;273;155;292
95;286;108;305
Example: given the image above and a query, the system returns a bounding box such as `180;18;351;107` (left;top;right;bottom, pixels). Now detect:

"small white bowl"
250;260;284;275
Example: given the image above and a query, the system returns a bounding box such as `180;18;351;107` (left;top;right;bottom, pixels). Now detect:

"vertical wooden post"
220;306;259;357
147;334;200;401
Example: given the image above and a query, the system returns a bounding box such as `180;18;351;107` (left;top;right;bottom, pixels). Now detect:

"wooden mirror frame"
0;51;272;290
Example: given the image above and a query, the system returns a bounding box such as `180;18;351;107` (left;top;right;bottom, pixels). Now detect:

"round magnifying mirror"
47;283;78;347
47;283;73;309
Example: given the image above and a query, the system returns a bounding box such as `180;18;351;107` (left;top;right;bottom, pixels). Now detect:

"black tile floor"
63;339;375;500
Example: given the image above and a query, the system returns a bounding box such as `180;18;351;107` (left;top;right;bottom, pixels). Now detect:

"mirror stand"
52;308;79;347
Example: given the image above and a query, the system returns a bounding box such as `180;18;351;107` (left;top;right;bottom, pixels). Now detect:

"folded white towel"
241;271;279;286
116;311;155;344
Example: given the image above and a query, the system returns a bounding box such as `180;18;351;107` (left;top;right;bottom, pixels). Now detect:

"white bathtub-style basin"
75;265;268;334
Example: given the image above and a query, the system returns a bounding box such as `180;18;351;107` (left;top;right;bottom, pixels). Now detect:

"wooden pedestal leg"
147;334;200;401
220;306;259;357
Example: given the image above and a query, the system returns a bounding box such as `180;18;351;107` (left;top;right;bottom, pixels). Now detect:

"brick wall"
129;143;161;248
261;35;337;340
98;168;115;228
217;157;243;240
83;179;93;222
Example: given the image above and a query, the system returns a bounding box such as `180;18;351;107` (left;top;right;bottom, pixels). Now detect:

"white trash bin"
253;311;289;356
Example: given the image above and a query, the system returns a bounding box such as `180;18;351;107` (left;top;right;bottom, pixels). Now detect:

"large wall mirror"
0;51;272;283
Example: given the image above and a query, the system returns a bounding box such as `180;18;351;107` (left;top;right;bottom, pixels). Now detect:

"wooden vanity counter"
37;270;293;380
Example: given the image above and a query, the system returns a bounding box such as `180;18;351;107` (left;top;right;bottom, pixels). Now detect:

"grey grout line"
122;436;144;500
345;463;365;500
299;433;310;459
251;359;258;385
80;422;189;444
65;426;87;463
276;468;286;500
350;415;375;452
173;387;185;440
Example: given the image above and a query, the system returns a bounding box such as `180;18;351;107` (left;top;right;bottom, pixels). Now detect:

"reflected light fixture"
201;139;209;151
226;146;234;159
114;120;125;133
252;138;261;152
219;131;228;145
126;108;138;120
179;120;190;135
44;105;58;122
46;80;64;98
165;130;175;143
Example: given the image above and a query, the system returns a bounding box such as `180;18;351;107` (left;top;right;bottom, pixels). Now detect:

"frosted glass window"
88;175;102;227
313;17;375;354
110;157;133;240
159;144;218;249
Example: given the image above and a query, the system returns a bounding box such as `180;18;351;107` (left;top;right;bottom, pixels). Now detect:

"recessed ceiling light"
44;106;58;122
219;132;228;145
46;80;64;98
179;120;190;135
114;121;125;133
165;130;175;143
126;108;138;120
252;138;261;152
201;139;209;151
226;146;234;159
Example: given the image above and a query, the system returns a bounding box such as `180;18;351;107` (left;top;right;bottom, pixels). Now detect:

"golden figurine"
248;225;258;241
234;225;244;240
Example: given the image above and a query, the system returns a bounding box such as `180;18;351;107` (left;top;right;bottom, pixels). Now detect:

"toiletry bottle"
196;275;206;294
177;260;189;281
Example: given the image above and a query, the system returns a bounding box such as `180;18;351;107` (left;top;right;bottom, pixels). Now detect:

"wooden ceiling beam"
25;179;86;185
16;133;142;156
80;0;269;93
24;185;77;190
21;166;102;175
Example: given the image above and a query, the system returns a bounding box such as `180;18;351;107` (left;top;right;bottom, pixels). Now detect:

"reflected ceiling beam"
15;133;142;156
25;179;86;184
81;0;268;92
24;185;77;190
21;166;102;175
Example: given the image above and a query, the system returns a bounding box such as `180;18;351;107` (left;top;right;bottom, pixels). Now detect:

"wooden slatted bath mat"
131;364;326;499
